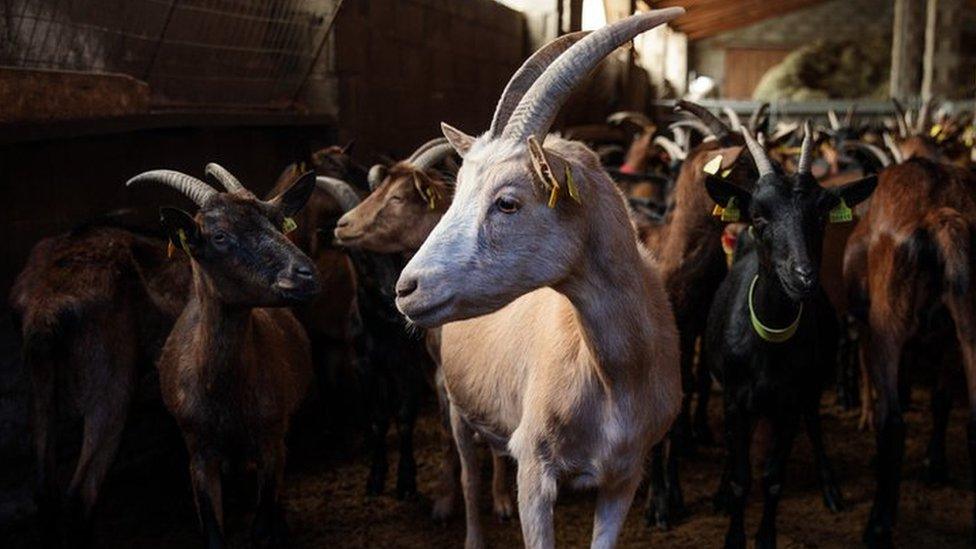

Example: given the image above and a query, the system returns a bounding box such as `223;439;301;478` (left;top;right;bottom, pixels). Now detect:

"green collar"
748;275;803;343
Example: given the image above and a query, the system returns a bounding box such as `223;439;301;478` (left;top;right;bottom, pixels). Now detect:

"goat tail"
923;207;972;296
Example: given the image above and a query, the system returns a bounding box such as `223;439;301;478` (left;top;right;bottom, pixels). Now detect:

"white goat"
395;10;684;548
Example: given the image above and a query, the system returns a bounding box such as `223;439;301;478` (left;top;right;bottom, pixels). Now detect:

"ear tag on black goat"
720;197;740;222
176;228;191;256
829;198;853;223
703;154;723;175
282;217;298;234
565;165;581;204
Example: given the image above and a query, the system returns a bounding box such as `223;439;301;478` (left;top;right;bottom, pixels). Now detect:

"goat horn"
882;132;905;164
126;170;217;207
827;110;841;131
407;137;449;163
669;119;712;137
607;110;653;129
842;141;891;168
748;102;770;133
722;106;743;131
675;100;732;144
916;96;934;135
796;120;815;176
672;126;689;150
489;31;589;138
412;142;456;171
891;98;909;137
204;163;245;193
315;176;361;213
367;164;387;191
653;136;686;161
741;128;775;179
844;104;857;128
502;9;684;141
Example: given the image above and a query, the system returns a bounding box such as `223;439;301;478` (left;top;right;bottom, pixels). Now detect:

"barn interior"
2;0;976;547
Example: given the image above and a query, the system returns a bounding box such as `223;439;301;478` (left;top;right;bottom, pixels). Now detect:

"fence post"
291;0;345;104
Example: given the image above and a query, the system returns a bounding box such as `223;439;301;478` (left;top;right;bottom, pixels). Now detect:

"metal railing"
0;0;341;109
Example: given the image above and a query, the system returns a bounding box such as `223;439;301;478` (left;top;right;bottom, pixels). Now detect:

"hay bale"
752;34;889;101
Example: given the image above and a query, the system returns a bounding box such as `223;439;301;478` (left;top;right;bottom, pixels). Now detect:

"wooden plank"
644;0;828;40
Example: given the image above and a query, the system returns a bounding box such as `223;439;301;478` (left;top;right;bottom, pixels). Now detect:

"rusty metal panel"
0;0;340;109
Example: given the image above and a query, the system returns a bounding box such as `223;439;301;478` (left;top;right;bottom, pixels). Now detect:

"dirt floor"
4;387;976;548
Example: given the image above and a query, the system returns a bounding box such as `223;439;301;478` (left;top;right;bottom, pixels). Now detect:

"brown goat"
333;144;518;521
10;223;189;545
127;166;320;546
843;158;976;546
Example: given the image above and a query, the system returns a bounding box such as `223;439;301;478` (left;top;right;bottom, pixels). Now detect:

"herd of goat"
10;9;976;549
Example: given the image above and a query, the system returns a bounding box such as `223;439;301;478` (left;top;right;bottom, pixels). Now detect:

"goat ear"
704;176;752;222
411;172;443;210
441;122;475;158
271;170;316;217
159;207;201;256
830;174;878;209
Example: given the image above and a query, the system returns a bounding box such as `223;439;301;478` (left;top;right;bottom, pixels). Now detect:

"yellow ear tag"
930;124;943;138
721;167;733;179
176;228;191;255
425;187;438;210
565;165;581;204
703;154;723;175
527;135;561;209
282;217;297;234
829;198;853;223
720;197;740;222
712;204;725;217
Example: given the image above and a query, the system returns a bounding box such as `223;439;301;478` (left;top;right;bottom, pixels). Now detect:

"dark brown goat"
10;223;189;545
127;166;320;546
843;158;976;547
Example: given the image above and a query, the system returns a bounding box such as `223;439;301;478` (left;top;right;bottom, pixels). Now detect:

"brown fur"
843;158;976;544
10;225;189;542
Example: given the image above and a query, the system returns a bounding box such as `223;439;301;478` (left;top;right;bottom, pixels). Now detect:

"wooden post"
889;0;925;100
922;0;965;100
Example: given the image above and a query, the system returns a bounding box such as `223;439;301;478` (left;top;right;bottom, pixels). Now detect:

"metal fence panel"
0;0;340;109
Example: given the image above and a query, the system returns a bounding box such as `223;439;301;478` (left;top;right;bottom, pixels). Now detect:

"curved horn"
741;128;775;178
675;100;732;144
407;137;448;163
367;164;387;191
502;9;684;141
842;141;891;168
315;176;361;213
653;136;686;161
669;119;712;137
748;102;770;133
844;104;856;128
489;31;589;138
411;142;456;171
883;132;905;164
796;120;815;176
891;98;909;137
722;106;743;131
126;170;217;207
827;109;841;131
607;110;653;129
204;163;245;193
672;125;690;150
916;97;934;135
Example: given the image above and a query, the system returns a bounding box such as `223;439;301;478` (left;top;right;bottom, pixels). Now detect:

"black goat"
704;123;877;548
316;176;431;499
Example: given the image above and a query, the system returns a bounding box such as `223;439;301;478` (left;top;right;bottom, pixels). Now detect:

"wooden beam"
643;0;827;40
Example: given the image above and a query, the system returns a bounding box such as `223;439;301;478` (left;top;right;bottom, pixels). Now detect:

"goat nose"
336;217;349;228
396;276;419;299
294;264;315;280
794;264;816;287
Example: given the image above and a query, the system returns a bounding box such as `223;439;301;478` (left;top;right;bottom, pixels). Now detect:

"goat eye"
495;196;520;214
752;218;768;231
212;232;228;245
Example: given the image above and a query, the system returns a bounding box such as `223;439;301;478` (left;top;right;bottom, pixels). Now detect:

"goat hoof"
923;457;949;485
492;495;515;521
723;531;746;549
821;485;845;513
431;496;455;522
644;498;675;530
365;470;386;497
395;478;418;500
862;521;894;549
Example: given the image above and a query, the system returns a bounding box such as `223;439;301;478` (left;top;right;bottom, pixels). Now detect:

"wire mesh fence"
0;0;341;109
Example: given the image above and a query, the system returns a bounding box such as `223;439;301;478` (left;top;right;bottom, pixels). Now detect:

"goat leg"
252;441;288;547
755;415;798;549
490;451;515;520
591;474;642;549
432;368;460;521
189;452;224;549
723;407;753;549
394;371;419;500
804;410;845;512
450;405;485;549
924;375;951;485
